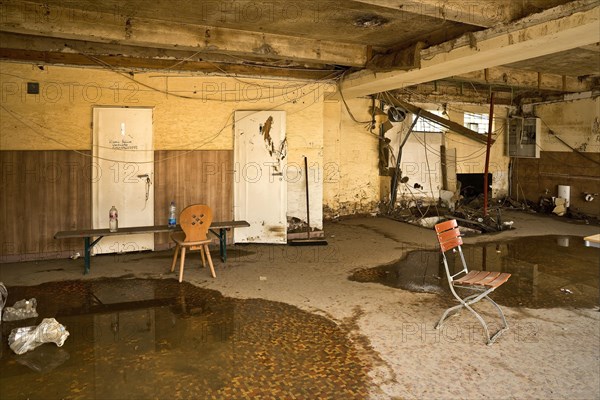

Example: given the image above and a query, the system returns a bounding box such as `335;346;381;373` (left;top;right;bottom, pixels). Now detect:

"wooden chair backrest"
179;204;212;243
435;219;463;253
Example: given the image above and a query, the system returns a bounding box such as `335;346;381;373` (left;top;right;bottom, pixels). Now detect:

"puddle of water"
350;235;599;308
0;279;370;399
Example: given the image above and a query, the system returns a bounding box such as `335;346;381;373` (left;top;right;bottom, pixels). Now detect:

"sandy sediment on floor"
1;211;598;399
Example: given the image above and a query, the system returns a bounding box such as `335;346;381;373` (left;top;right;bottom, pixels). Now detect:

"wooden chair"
434;219;511;345
170;204;216;282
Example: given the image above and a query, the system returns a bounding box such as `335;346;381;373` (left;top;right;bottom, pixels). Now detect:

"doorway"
234;111;287;243
92;107;154;254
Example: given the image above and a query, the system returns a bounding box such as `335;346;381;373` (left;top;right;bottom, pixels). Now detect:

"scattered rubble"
382;190;599;234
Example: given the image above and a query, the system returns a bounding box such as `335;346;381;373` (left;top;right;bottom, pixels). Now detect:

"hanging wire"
539;117;600;167
80;53;344;101
338;71;374;125
0;73;334;164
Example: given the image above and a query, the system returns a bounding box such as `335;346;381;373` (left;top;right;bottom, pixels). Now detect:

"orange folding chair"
434;219;511;344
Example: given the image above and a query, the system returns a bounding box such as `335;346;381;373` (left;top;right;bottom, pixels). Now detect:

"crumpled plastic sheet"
8;318;70;355
3;298;39;321
16;347;70;373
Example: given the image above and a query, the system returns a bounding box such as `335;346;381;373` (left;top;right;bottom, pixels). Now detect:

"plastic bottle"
109;206;118;232
168;201;177;227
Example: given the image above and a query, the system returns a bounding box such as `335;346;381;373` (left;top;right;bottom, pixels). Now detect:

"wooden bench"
55;221;250;274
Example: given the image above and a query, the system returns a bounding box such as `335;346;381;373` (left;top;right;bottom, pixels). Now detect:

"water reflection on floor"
350;235;599;308
0;279;370;399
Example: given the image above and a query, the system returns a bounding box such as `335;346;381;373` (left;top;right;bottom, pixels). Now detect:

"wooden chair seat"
171;232;211;247
454;271;511;289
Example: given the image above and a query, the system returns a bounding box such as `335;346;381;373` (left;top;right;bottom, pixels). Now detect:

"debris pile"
384;191;599;233
383;195;516;234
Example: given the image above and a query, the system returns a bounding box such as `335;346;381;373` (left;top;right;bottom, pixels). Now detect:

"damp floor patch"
350;235;599;309
0;278;371;399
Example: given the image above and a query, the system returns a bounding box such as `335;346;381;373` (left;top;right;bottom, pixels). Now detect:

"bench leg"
219;228;227;262
83;236;104;275
84;237;91;275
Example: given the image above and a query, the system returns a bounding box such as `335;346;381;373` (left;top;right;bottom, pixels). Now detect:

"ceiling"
0;0;598;104
506;44;600;77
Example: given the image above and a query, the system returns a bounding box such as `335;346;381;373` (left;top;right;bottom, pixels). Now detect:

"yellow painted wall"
534;97;600;153
323;96;381;218
0;61;332;226
0;62;328;152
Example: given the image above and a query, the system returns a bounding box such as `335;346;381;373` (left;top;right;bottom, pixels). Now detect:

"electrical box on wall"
507;117;541;158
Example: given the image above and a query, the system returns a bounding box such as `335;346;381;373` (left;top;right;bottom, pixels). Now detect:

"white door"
92;107;154;254
234;111;287;243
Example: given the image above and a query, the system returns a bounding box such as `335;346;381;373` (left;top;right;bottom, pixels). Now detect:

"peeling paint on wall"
259;115;288;173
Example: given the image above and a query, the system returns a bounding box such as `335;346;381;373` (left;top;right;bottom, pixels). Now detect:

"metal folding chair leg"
436;290;509;345
435;292;481;329
435;305;461;329
481;296;509;344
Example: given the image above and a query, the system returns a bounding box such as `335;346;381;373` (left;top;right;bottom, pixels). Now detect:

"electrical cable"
401;183;428;219
80;52;344;101
1;49;342;158
393;85;513;118
63;41;344;77
0;103;231;163
337;71;373;125
0;72;333;163
538;117;600;167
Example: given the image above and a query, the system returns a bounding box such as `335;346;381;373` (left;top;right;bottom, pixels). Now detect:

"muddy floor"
1;279;370;399
0;210;599;399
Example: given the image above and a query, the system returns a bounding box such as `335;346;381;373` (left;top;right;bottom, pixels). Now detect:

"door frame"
233;110;287;244
91;106;155;254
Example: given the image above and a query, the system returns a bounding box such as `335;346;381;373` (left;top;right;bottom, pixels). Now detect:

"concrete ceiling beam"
393;80;516;105
0;32;338;80
352;0;513;27
454;67;592;93
0;0;367;67
340;3;600;97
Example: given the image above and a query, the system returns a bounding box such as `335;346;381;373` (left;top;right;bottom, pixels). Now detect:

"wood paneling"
0;150;234;261
0;151;92;261
512;151;600;217
154;150;233;247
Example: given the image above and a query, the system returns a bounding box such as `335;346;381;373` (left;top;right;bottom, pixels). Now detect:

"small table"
55;221;250;274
